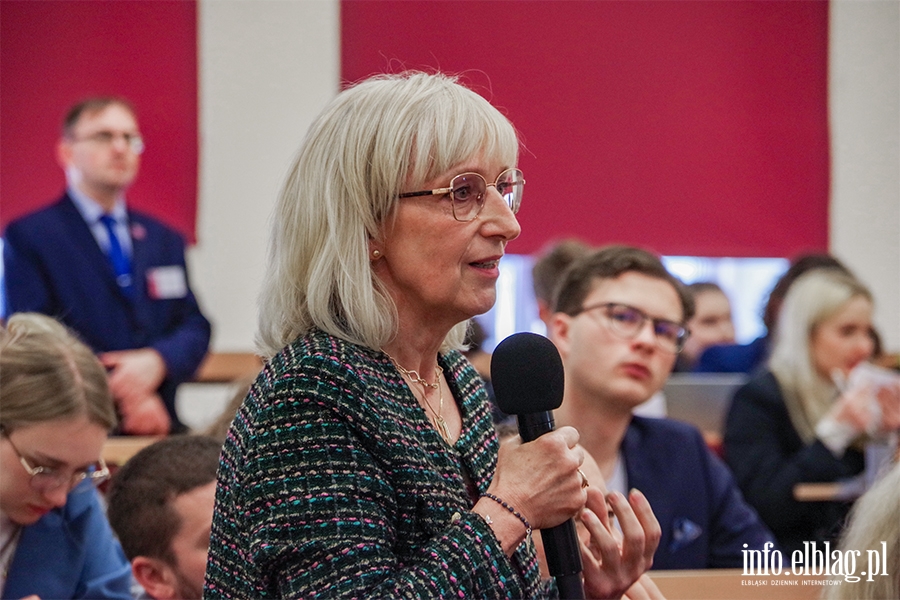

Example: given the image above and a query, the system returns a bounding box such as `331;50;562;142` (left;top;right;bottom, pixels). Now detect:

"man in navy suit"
547;245;774;569
3;97;211;435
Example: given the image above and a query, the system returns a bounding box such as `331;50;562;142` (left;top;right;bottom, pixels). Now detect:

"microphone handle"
541;521;586;599
516;413;585;600
517;411;556;443
555;572;587;600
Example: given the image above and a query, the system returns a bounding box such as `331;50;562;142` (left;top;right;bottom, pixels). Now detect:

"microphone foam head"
490;332;565;415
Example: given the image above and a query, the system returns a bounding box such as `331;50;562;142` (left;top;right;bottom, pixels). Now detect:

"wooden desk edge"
194;352;263;383
650;568;824;599
103;436;164;465
794;478;864;502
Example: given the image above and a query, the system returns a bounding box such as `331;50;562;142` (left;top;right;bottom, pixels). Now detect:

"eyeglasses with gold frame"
1;426;109;494
399;167;524;222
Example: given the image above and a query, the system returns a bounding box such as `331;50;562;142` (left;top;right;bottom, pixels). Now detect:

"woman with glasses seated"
0;313;132;599
204;71;660;599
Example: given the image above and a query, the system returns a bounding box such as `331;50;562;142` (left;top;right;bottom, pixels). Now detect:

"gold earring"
372;250;382;259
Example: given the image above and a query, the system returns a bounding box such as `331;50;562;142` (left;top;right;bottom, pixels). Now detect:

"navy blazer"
3;194;211;430
623;416;776;569
694;335;770;375
2;488;132;600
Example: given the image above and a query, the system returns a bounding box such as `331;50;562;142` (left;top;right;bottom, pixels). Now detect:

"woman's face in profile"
810;294;874;380
375;154;521;326
0;415;107;525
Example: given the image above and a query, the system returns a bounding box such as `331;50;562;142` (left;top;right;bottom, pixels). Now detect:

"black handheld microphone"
491;332;585;600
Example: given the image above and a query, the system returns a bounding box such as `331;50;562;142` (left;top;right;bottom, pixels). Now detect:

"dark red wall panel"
342;0;829;257
1;0;198;242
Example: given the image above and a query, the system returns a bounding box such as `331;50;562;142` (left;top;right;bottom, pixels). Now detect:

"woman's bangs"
411;94;518;185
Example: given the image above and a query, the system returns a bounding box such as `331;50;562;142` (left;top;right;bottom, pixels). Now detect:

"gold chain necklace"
387;355;453;444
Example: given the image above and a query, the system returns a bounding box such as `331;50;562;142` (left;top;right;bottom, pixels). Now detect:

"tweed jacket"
204;329;548;599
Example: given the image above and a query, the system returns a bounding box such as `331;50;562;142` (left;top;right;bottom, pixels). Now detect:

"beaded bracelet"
481;492;532;542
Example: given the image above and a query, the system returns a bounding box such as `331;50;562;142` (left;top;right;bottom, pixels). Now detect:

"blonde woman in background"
724;269;900;556
0;313;132;599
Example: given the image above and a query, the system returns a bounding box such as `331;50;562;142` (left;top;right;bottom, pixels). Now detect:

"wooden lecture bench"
194;351;263;383
102;435;162;466
650;568;825;599
102;352;262;465
794;477;866;502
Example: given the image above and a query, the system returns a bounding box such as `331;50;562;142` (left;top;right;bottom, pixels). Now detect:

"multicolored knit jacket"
203;328;550;598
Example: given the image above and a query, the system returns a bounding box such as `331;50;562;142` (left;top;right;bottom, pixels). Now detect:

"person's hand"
118;392;171;435
100;347;167;405
580;488;660;600
623;574;666;600
828;384;875;433
477;428;586;555
828;380;900;435
487;427;586;531
874;381;900;432
529;448;659;596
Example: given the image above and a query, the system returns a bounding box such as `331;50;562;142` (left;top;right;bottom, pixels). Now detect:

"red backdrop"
0;0;198;242
342;0;830;257
1;1;829;256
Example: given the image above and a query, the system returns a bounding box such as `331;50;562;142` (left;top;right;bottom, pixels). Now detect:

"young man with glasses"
2;97;211;435
548;245;775;569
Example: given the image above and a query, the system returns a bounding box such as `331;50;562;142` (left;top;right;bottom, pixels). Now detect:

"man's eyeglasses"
1;427;109;494
576;302;689;354
70;130;145;155
398;167;524;222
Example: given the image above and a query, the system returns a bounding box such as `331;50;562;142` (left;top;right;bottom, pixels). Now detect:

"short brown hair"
686;281;725;297
553;245;694;321
62;96;136;137
107;435;221;564
531;238;592;305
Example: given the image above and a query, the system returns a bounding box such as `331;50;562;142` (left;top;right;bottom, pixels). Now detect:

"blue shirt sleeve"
3;489;132;600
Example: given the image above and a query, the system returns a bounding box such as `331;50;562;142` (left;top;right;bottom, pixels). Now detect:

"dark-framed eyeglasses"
398;167;524;222
70;130;145;155
576;302;689;354
1;426;109;494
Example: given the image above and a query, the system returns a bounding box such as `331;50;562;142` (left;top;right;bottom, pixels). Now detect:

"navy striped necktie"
99;214;134;297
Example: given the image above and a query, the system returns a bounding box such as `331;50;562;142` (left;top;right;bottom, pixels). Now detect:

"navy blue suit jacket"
3;194;211;430
2;488;132;600
694;335;770;375
623;416;776;569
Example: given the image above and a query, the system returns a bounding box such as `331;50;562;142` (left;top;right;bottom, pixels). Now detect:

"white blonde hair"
256;71;519;357
822;461;900;600
768;268;873;443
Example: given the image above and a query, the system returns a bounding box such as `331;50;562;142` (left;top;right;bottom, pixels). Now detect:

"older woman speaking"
204;72;659;598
